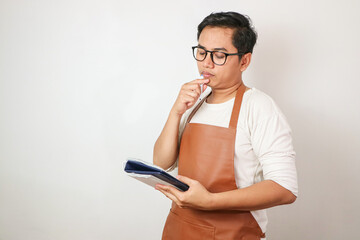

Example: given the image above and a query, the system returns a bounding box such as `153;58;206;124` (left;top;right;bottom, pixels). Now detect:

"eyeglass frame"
192;46;245;66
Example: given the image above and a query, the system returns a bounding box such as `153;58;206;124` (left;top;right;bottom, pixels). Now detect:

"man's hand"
155;175;214;210
156;177;297;211
171;78;209;116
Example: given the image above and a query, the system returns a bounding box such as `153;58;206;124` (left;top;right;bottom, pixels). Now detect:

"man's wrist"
205;192;218;211
169;108;184;119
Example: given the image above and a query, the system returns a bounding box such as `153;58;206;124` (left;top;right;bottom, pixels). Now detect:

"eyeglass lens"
193;47;227;65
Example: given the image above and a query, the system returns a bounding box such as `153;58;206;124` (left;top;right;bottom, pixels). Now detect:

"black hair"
197;12;257;55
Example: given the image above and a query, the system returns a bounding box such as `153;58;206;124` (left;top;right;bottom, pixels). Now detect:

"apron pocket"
162;209;215;240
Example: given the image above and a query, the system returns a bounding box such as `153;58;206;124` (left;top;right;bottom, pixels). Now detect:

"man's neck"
206;82;244;104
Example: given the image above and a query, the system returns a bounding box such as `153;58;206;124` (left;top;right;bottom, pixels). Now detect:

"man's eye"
198;50;206;55
214;53;225;59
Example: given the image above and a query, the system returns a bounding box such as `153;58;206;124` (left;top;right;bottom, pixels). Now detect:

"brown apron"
162;84;266;240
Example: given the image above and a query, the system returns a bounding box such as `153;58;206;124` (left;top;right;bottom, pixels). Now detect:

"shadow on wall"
248;25;305;96
268;105;359;239
249;25;360;239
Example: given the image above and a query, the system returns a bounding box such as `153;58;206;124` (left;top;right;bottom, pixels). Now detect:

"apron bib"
162;84;265;240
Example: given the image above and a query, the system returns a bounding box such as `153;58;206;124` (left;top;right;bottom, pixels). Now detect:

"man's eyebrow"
197;44;228;52
213;47;228;51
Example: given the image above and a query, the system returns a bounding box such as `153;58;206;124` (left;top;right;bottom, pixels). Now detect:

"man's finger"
177;175;194;185
183;83;202;94
190;79;210;85
158;188;176;201
202;84;208;92
158;184;184;202
156;186;184;206
186;90;199;99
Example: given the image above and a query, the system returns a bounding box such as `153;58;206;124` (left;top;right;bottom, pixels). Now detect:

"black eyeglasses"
192;46;244;66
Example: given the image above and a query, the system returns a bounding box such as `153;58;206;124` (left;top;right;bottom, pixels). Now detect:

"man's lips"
202;71;214;78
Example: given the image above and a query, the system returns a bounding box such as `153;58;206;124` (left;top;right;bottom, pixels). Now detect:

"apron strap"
229;84;246;129
186;96;208;124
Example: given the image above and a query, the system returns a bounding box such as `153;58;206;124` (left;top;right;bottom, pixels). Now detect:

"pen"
199;74;204;101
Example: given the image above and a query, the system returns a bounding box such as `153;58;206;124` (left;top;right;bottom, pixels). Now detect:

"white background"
1;0;360;239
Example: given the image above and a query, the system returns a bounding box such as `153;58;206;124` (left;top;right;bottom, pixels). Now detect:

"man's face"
197;26;244;89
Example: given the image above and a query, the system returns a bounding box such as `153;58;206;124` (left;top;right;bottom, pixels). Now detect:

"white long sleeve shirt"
178;87;298;235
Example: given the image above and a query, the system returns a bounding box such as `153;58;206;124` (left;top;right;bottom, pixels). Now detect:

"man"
153;11;298;240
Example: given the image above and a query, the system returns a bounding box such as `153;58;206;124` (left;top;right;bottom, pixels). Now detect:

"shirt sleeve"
178;112;188;144
165;109;189;172
251;110;299;197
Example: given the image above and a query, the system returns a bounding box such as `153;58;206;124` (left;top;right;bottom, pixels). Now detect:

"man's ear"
240;53;252;72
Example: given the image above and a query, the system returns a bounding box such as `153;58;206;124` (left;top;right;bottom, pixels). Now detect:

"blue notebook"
124;159;189;192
